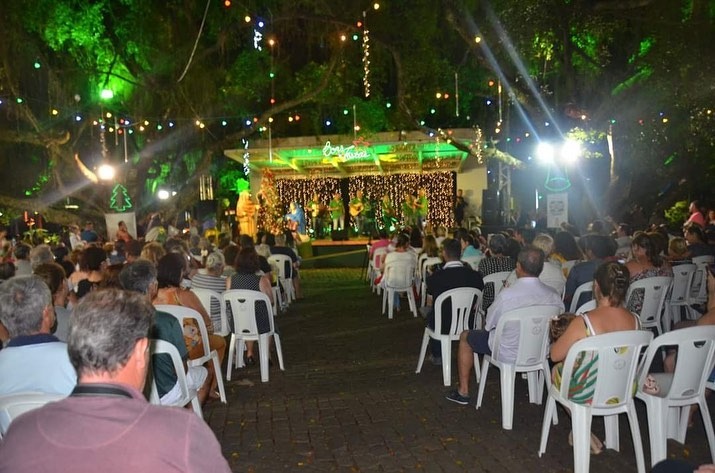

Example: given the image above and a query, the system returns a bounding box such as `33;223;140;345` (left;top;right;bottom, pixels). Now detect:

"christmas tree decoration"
109;184;133;212
257;170;284;235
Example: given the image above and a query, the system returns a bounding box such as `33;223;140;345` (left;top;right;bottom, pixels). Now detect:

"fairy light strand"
362;11;371;98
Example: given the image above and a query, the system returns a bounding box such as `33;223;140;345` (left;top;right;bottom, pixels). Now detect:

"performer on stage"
381;194;397;231
237;190;258;240
415;188;429;230
285;202;306;235
307;192;326;239
454;188;467;227
349;190;366;236
402;193;417;228
329;192;344;232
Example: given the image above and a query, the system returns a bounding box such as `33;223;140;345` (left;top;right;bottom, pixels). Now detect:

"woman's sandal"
568;431;604;455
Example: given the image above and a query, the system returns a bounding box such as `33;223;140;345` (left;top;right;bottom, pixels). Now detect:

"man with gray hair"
0;275;76;395
29;244;55;271
447;246;563;405
0;289;231;472
119;260;209;406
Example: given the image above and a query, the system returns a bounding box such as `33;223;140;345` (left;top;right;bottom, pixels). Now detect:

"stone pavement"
204;268;714;472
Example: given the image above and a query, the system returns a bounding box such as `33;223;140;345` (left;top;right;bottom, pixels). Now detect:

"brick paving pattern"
204;268;714;472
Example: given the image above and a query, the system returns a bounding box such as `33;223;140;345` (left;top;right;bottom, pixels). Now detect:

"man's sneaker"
445;389;470;406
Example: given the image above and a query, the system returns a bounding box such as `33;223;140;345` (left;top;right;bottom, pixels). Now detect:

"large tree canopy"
0;0;713;228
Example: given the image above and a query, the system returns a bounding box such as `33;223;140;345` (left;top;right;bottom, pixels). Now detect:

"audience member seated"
455;228;482;258
0;275;76;395
33;263;71;342
422;238;484;365
550;261;638;452
120;260;210;406
564;234;615;308
421;234;440;258
29;244;54;271
0;289;231;473
668;237;691;265
446;246;563;405
626;232;673;314
12;242;32;276
139;241;166;266
505;233;566;295
685;224;715;257
226;247;275;365
271;232;303;300
477;234;515;310
69;246;107;300
153;253;226;401
191;251;228;330
550;231;584;277
0;261;15;283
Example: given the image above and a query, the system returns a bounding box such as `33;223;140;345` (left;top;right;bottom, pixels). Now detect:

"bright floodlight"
97;164;115;181
561;139;582;164
536;142;555;164
100;89;114;100
157;189;170;200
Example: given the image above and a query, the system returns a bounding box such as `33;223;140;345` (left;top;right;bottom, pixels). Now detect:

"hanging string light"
242;138;250;175
362;11;371;98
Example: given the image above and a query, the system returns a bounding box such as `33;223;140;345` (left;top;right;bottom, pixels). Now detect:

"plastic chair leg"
644;400;669;467
258;335;270;383
604;414;621;452
475;357;490;409
211;352;227;403
274;333;285;371
440;338;451;386
407;290;418;318
538;394;556;457
570;405;594;473
415;330;430;374
526;371;541;404
626;404;647;473
387;290;395;319
190;396;204;419
473;353;481;384
226;334;236;381
500;365;516;430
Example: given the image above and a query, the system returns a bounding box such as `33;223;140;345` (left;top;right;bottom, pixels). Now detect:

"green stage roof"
225;130;480;179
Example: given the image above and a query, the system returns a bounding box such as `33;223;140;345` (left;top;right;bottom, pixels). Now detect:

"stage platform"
296;237;369;269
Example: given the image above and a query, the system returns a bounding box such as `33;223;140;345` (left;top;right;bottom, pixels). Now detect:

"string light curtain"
275;177;341;215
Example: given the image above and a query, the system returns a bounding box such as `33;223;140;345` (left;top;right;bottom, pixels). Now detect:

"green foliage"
665;200;689;227
23;228;60;246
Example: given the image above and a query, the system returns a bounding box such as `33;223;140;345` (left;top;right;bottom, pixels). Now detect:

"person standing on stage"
350;190;367;236
285;202;306;235
416;188;429;230
402;193;417;228
307;192;325;239
329;192;344;232
454;188;468;227
381;194;397;231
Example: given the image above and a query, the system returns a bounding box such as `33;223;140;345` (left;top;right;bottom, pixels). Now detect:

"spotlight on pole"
97;164;115;181
157;189;170;200
560;139;582;164
536;142;555;164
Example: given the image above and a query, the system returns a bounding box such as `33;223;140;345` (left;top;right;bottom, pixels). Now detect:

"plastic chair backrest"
575;299;597;313
625;276;672;328
482;271;511;301
222;289;275;337
0;392;65;437
669;264;696;304
420;257;442;281
433;287;483;336
154;305;211;360
569;281;593;313
150;339;191;405
268;254;293;280
492;305;563;365
692;255;715;267
637;326;715;401
191;288;228;336
372;247;388;270
559;330;653;407
461;255;483;271
383;259;416;289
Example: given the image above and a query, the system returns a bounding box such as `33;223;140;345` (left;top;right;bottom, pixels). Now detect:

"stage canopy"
224;129;490;179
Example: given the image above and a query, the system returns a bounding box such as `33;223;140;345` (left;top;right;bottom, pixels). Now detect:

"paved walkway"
205;268;714;472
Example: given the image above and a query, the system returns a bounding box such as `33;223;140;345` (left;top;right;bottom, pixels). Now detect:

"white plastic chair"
480;271;511;318
222;289;284;383
191;287;230;336
575;299;597;314
625;276;672;335
635;326;715;467
461;255;483;272
475;305;563;429
419;257;442;308
369;247;388;294
0;392;65;438
154;305;227;403
149;339;203;419
687;257;713;318
569;281;594;313
538;330;653;473
381;259;418;319
415;287;483;386
268;254;296;304
667;264;696;330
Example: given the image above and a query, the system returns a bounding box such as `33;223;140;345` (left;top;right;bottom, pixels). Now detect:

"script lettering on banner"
322;141;369;162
